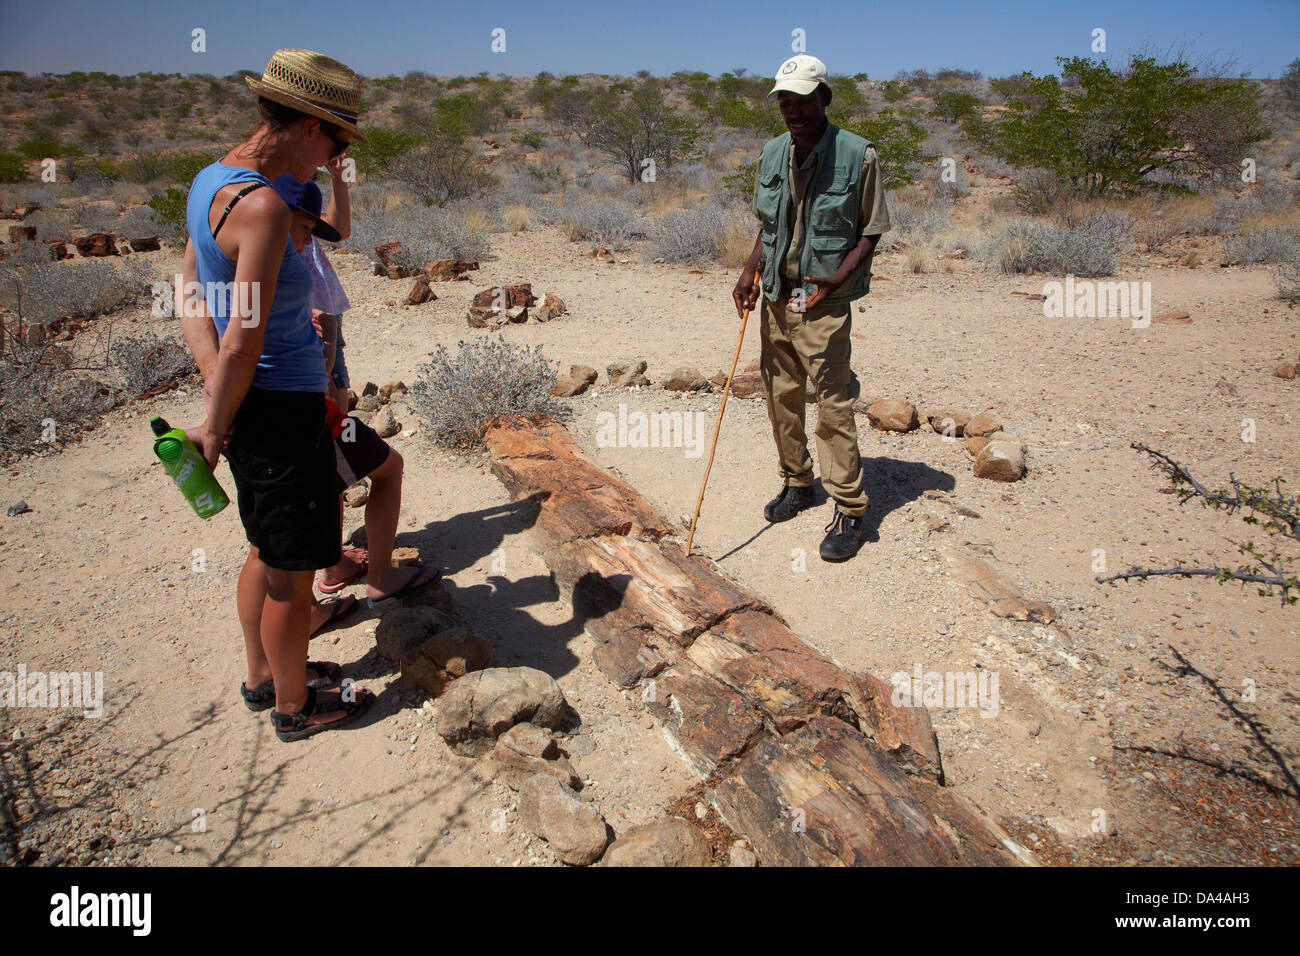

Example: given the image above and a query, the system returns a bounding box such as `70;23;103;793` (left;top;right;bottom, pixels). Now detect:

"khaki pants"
759;294;869;517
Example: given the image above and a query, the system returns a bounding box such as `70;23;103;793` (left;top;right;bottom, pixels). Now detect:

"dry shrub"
343;203;490;271
1239;206;1300;233
0;347;115;462
646;182;696;217
719;216;756;268
883;190;950;250
1125;194;1215;250
458;206;491;237
0;249;158;325
1276;249;1300;302
558;198;647;250
1222;226;1300;265
978;217;1121;276
109;330;196;397
407;337;565;449
504;205;531;234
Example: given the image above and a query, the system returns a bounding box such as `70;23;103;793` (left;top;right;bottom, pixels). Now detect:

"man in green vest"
733;53;890;562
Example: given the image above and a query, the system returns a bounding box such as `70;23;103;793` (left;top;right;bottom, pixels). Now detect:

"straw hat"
245;49;368;144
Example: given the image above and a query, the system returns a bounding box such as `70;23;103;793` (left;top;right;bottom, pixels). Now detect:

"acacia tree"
583;80;701;182
975;56;1269;194
1280;58;1300;117
392;99;494;205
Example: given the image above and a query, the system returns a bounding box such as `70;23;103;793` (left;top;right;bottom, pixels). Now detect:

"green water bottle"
150;416;229;519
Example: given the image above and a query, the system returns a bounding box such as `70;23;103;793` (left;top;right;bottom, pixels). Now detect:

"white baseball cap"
770;54;830;97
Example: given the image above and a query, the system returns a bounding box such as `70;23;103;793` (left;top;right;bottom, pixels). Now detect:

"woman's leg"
267;563;366;726
239;545;271;687
264;565;315;713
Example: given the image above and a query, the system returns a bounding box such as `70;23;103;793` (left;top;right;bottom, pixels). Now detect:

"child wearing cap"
270;173;441;613
304;157;353;417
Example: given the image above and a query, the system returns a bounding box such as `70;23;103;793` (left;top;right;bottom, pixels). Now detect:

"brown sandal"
270;685;374;742
240;661;342;712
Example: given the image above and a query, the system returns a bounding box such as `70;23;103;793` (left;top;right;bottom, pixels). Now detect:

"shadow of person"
366;492;599;683
857;455;956;542
401;493;545;577
714;458;956;558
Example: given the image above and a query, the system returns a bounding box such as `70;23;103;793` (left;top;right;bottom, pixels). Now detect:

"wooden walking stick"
686;277;759;555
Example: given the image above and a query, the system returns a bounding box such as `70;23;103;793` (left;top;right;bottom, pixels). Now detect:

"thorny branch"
1096;444;1299;605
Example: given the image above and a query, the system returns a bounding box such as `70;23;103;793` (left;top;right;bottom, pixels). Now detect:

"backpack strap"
211;181;267;240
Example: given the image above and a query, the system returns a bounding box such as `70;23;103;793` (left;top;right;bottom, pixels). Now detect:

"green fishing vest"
754;122;873;304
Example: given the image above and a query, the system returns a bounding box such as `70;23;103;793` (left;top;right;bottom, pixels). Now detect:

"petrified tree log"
483;417;1034;866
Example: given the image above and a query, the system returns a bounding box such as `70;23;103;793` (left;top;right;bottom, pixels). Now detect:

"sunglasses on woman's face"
322;124;350;159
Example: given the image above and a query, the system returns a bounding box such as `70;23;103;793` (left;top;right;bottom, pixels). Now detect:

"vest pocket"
806;234;855;278
810;177;856;232
755;171;783;223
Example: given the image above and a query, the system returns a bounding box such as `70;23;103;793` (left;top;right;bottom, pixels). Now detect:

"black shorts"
224;387;341;571
334;416;391;492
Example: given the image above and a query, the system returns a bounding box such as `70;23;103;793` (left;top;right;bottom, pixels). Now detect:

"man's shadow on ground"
716;455;955;561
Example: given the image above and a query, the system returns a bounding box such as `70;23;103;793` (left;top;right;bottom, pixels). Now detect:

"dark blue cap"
271;174;341;242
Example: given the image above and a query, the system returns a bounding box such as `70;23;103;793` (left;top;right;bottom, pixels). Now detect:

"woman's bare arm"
177;238;220;380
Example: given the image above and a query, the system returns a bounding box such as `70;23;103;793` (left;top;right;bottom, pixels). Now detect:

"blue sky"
0;0;1296;79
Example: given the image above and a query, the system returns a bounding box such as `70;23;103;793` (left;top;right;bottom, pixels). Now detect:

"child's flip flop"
317;552;368;594
366;565;442;611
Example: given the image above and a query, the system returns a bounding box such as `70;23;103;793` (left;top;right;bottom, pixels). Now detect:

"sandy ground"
2;222;1299;866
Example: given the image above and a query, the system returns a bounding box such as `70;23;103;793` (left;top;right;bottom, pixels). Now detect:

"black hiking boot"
819;506;868;562
764;483;815;523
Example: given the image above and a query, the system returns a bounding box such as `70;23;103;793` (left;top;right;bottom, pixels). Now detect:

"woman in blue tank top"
175;49;375;742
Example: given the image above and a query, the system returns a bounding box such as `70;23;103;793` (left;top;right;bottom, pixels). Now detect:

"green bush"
839;108;930;186
716;97;779;134
351;126;421;175
979;55;1269;195
583;80;702;182
511;129;545;150
931;90;981;123
0;151;27;183
724;160;757;202
18;135;74;159
829;76;869;116
146;187;188;241
167;152;216;186
880;82;911;102
435;92;505;136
